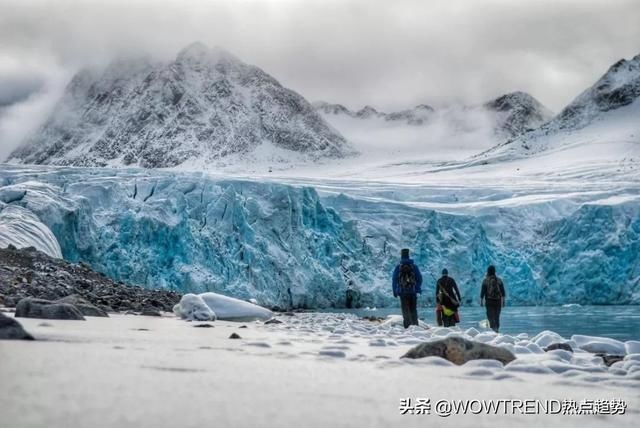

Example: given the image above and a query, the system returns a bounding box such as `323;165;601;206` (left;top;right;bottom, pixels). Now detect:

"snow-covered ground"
0;313;637;428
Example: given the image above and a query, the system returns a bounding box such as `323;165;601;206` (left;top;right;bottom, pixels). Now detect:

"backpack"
398;263;417;293
437;278;459;309
486;276;502;300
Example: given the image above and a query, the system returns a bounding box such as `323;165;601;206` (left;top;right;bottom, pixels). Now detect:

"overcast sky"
0;0;639;157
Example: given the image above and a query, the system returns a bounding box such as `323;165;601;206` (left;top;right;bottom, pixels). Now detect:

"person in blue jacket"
392;248;423;328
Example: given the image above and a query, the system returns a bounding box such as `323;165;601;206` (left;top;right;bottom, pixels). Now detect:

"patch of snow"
0;204;62;258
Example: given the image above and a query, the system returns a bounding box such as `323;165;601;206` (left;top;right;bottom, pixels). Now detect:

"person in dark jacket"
480;265;506;332
436;268;461;327
392;248;423;328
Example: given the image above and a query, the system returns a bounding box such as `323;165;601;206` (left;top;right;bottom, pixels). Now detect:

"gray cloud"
0;0;639;156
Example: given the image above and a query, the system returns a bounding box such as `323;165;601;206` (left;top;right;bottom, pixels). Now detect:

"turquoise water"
326;305;640;342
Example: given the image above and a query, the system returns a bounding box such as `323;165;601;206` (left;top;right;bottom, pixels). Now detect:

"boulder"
0;312;34;340
15;298;85;320
3;296;17;308
401;337;516;365
140;307;162;317
55;295;109;317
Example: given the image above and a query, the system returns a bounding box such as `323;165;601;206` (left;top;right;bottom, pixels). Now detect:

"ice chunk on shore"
625;341;640;354
571;335;626;355
0;205;62;259
173;294;216;321
199;292;273;322
531;330;565;348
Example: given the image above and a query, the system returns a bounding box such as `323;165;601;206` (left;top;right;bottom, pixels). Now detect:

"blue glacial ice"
0;165;638;308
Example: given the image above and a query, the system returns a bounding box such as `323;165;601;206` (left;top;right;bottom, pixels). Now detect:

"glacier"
0;164;638;308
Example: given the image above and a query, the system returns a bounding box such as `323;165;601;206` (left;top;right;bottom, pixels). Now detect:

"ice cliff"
0;166;638;307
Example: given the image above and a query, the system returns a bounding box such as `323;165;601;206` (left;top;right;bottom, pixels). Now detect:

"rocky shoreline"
0;245;181;314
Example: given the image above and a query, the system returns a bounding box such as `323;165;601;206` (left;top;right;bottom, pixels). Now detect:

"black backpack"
398;263;417;292
438;278;459;309
486;276;502;300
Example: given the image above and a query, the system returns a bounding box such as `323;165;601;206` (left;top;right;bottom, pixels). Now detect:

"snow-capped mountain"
9;43;353;168
554;54;640;131
484;91;553;139
479;53;640;160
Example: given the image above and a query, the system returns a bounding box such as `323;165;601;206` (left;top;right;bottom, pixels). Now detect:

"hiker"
392;248;423;328
436;268;461;327
345;280;359;309
480;265;506;332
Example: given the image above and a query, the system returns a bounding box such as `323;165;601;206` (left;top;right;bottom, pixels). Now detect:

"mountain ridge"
9;43;354;168
314;91;553;139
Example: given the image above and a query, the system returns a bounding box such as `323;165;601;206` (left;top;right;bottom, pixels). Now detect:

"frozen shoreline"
1;312;638;428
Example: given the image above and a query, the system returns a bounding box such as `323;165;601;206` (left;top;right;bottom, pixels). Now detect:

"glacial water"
328;305;640;342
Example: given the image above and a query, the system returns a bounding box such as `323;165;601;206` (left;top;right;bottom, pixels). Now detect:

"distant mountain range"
314;91;553;140
7;44;640;169
9;43;353;168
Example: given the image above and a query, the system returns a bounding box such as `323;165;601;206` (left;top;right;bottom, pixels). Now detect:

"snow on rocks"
242;312;640;383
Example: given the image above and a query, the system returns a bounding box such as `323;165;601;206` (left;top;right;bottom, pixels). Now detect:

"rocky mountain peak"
9;43;353;168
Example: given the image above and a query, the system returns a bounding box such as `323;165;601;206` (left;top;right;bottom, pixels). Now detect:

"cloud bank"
0;0;638;158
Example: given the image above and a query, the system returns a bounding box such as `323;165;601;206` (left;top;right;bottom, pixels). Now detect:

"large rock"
55;295;109;317
15;298;86;320
401;337;516;365
0;312;34;340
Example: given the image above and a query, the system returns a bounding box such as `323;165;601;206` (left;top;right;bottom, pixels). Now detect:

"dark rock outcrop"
15;298;86;320
401;337;516;365
55;295;109;317
0;246;181;313
140;307;162;317
0;312;34;340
